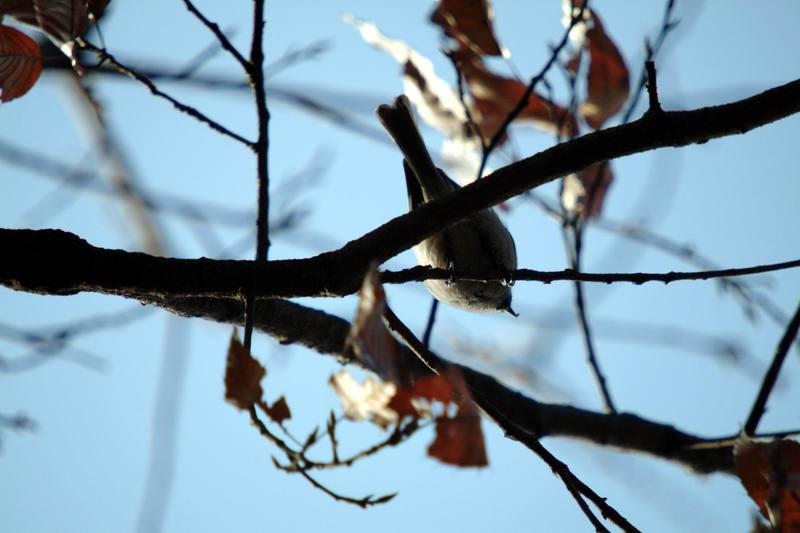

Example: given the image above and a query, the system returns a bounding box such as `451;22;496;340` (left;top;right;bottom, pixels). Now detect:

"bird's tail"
376;96;449;199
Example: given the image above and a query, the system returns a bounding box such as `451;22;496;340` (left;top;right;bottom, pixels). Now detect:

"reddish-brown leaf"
735;439;800;531
453;48;576;143
4;0;99;68
0;24;41;102
388;374;456;417
428;402;488;467
262;396;292;424
345;265;411;384
430;0;502;57
581;10;629;129
561;161;614;219
223;329;265;410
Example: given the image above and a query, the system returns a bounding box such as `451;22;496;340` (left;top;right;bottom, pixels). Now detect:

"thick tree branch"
2;80;798;302
1;229;797;301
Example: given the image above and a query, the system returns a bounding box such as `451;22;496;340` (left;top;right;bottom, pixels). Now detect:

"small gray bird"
377;96;518;314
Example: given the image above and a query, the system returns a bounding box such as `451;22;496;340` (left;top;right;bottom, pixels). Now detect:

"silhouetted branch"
478;0;589;177
382;260;800;286
81;42;254;147
743;299;800;435
247;405;396;508
182;0;249;71
2;229;798;301
383;307;637;532
242;0;272;353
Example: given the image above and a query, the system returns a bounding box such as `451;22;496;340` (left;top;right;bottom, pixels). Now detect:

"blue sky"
1;1;799;532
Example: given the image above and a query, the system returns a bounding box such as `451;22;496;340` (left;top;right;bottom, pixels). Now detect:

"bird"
377;95;518;314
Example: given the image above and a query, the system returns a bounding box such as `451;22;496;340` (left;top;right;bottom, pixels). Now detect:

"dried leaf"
0;24;41;102
224;329;265;410
263;396;291;424
344;14;467;140
561;161;614;219
345;265;411;383
735;439;800;530
428;403;487;467
580;10;629;129
452;48;577;142
3;0;104;70
430;0;502;56
329;370;398;429
387;374;456;418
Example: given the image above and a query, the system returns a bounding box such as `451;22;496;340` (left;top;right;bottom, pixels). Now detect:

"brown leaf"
453;48;576;143
430;0;502;56
4;0;99;69
0;24;41;102
262;396;291;424
561;161;614;219
224;329;265;410
428;402;487;467
387;374;456;418
345;265;411;383
735;439;800;530
581;10;629;129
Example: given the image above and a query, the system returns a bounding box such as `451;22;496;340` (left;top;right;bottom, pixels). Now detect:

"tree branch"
51;288;731;475
2;228;797;301
12;78;799;298
743;299;800;435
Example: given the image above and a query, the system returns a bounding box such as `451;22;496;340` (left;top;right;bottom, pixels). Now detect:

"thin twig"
477;1;588;177
81;42;254;148
564;223;617;413
644;60;662;113
381;259;800;286
174;26;239;80
621;0;678;123
250;0;271;263
446;51;486;154
743;299;800;435
590;217;789;325
421;298;439;348
247;405;395;507
242;0;271;353
182;0;249;71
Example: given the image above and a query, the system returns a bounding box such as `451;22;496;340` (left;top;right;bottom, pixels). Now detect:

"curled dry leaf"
561;161;614;219
344;14;467;141
329;370;398;429
430;0;503;57
580;10;629;129
224;329;265;410
0;24;41;102
345;264;413;383
735;438;800;531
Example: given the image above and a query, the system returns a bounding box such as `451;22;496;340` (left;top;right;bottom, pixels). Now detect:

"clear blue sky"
1;1;799;532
